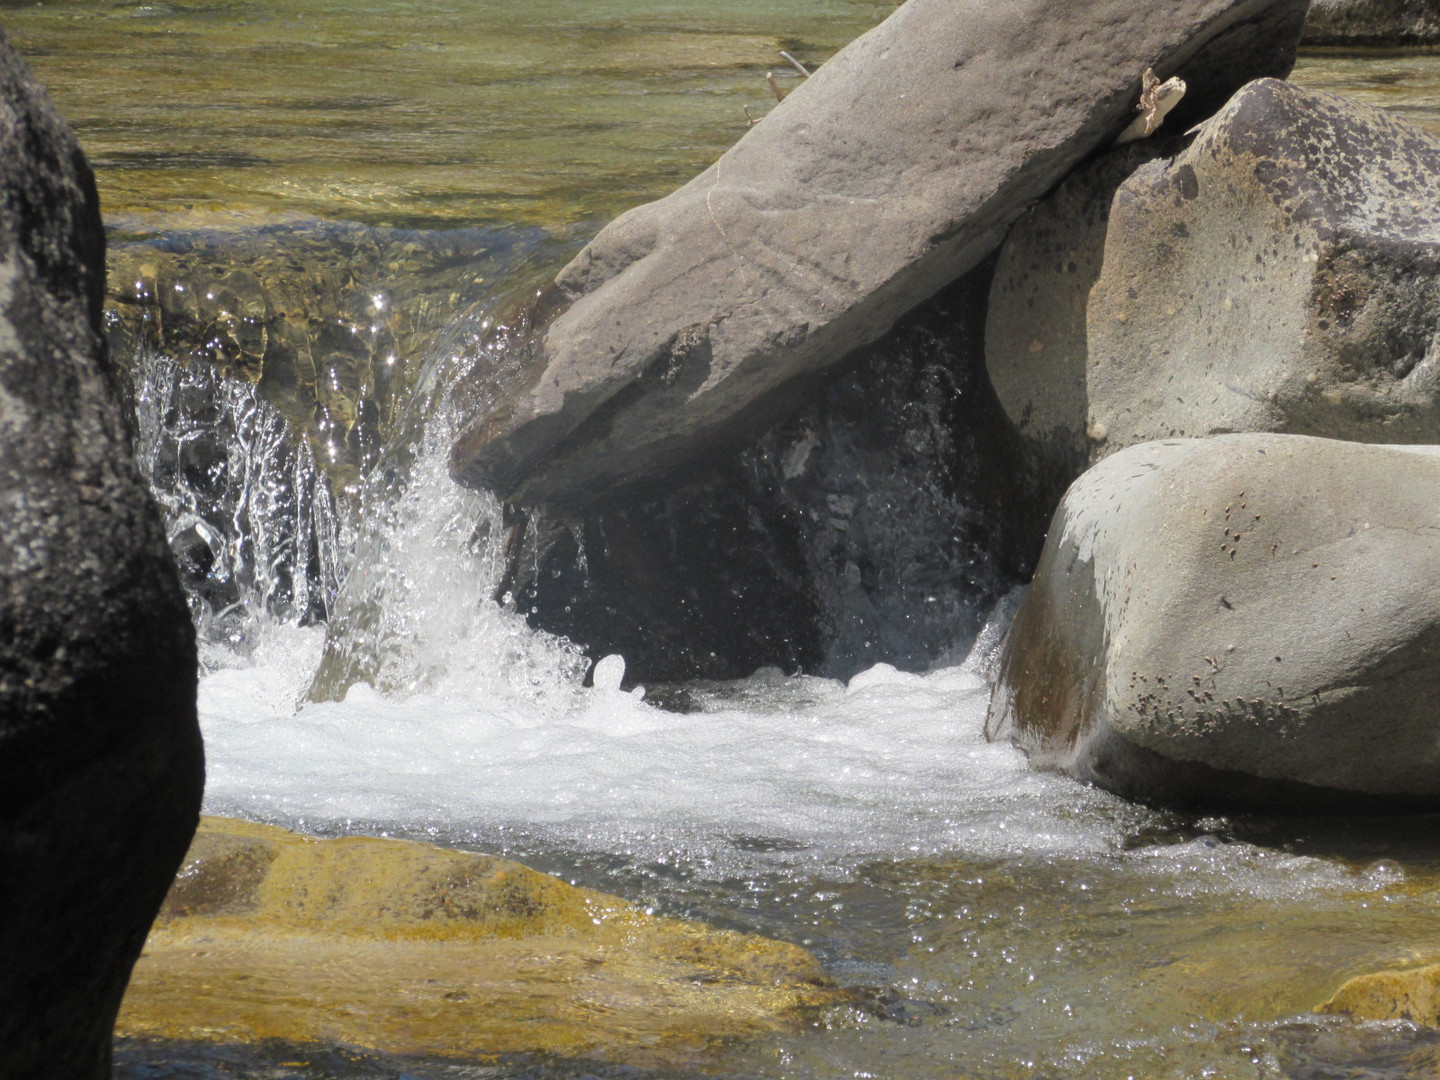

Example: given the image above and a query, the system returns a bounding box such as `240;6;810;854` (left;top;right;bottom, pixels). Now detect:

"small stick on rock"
766;72;785;102
779;50;811;77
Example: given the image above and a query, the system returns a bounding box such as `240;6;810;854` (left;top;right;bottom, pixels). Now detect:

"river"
9;5;1440;1078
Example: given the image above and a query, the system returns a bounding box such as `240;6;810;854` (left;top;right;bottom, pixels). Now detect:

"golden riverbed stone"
117;817;843;1067
1318;963;1440;1026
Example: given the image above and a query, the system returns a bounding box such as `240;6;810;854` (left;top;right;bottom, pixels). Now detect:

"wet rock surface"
450;0;1308;509
119;818;844;1068
0;30;202;1080
107;220;575;492
1304;0;1440;43
1320;961;1440;1024
987;434;1440;810
1087;79;1440;458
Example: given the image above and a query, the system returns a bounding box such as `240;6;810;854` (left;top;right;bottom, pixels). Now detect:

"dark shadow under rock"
518;262;1046;683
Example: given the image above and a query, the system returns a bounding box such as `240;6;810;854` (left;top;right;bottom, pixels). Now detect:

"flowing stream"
11;6;1440;1077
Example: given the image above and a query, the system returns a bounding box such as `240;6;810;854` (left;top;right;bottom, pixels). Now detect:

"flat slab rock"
986;433;1440;810
451;0;1307;508
119;817;842;1068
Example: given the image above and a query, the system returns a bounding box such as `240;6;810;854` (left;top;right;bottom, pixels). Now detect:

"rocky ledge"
1303;0;1440;45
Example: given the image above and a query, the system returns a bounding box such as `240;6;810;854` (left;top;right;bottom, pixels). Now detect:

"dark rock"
516;263;1040;682
450;0;1308;509
1304;0;1440;44
986;434;1440;811
0;30;203;1080
1086;79;1440;457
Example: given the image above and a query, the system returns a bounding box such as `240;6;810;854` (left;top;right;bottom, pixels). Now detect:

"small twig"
743;105;761;127
766;71;785;102
779;50;811;77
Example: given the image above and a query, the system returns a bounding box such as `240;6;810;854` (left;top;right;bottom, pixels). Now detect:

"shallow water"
5;0;897;233
9;5;1440;1077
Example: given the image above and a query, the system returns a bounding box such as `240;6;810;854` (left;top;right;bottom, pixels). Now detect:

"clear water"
10;5;1440;1077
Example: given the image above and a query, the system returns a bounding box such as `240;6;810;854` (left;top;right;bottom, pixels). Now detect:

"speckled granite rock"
1087;79;1440;457
987;79;1440;490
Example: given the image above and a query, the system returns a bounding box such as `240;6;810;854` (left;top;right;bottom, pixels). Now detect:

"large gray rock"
0;31;203;1080
1304;0;1440;44
451;0;1308;508
986;434;1440;810
988;78;1440;490
984;138;1180;493
1086;79;1440;458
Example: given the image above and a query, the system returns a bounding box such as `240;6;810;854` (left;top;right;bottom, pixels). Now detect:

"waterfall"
130;350;346;662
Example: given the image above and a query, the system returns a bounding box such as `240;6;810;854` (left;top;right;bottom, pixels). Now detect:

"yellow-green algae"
118;817;844;1067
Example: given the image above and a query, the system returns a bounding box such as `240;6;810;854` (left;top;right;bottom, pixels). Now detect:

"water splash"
303;408;589;704
130;350;345;663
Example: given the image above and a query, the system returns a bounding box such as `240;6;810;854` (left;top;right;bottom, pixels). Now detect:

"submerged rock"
1303;0;1440;44
450;0;1308;508
107;221;571;492
0;30;202;1080
119;818;843;1067
1319;962;1440;1024
986;434;1440;810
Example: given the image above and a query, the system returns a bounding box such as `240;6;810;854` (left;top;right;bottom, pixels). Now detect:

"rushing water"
12;5;1440;1077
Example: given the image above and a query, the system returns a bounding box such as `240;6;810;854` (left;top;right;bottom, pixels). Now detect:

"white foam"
194;400;1360;897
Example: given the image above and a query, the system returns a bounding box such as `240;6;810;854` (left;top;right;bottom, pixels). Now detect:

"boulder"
989;79;1440;491
119;818;843;1068
0;30;203;1080
1085;79;1440;458
986;434;1440;810
450;0;1309;509
1304;0;1440;44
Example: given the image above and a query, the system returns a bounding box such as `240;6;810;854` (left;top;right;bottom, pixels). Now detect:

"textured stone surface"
1304;0;1440;43
0;29;202;1080
986;434;1440;810
119;818;842;1068
1086;79;1440;459
984;138;1180;493
451;0;1308;508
